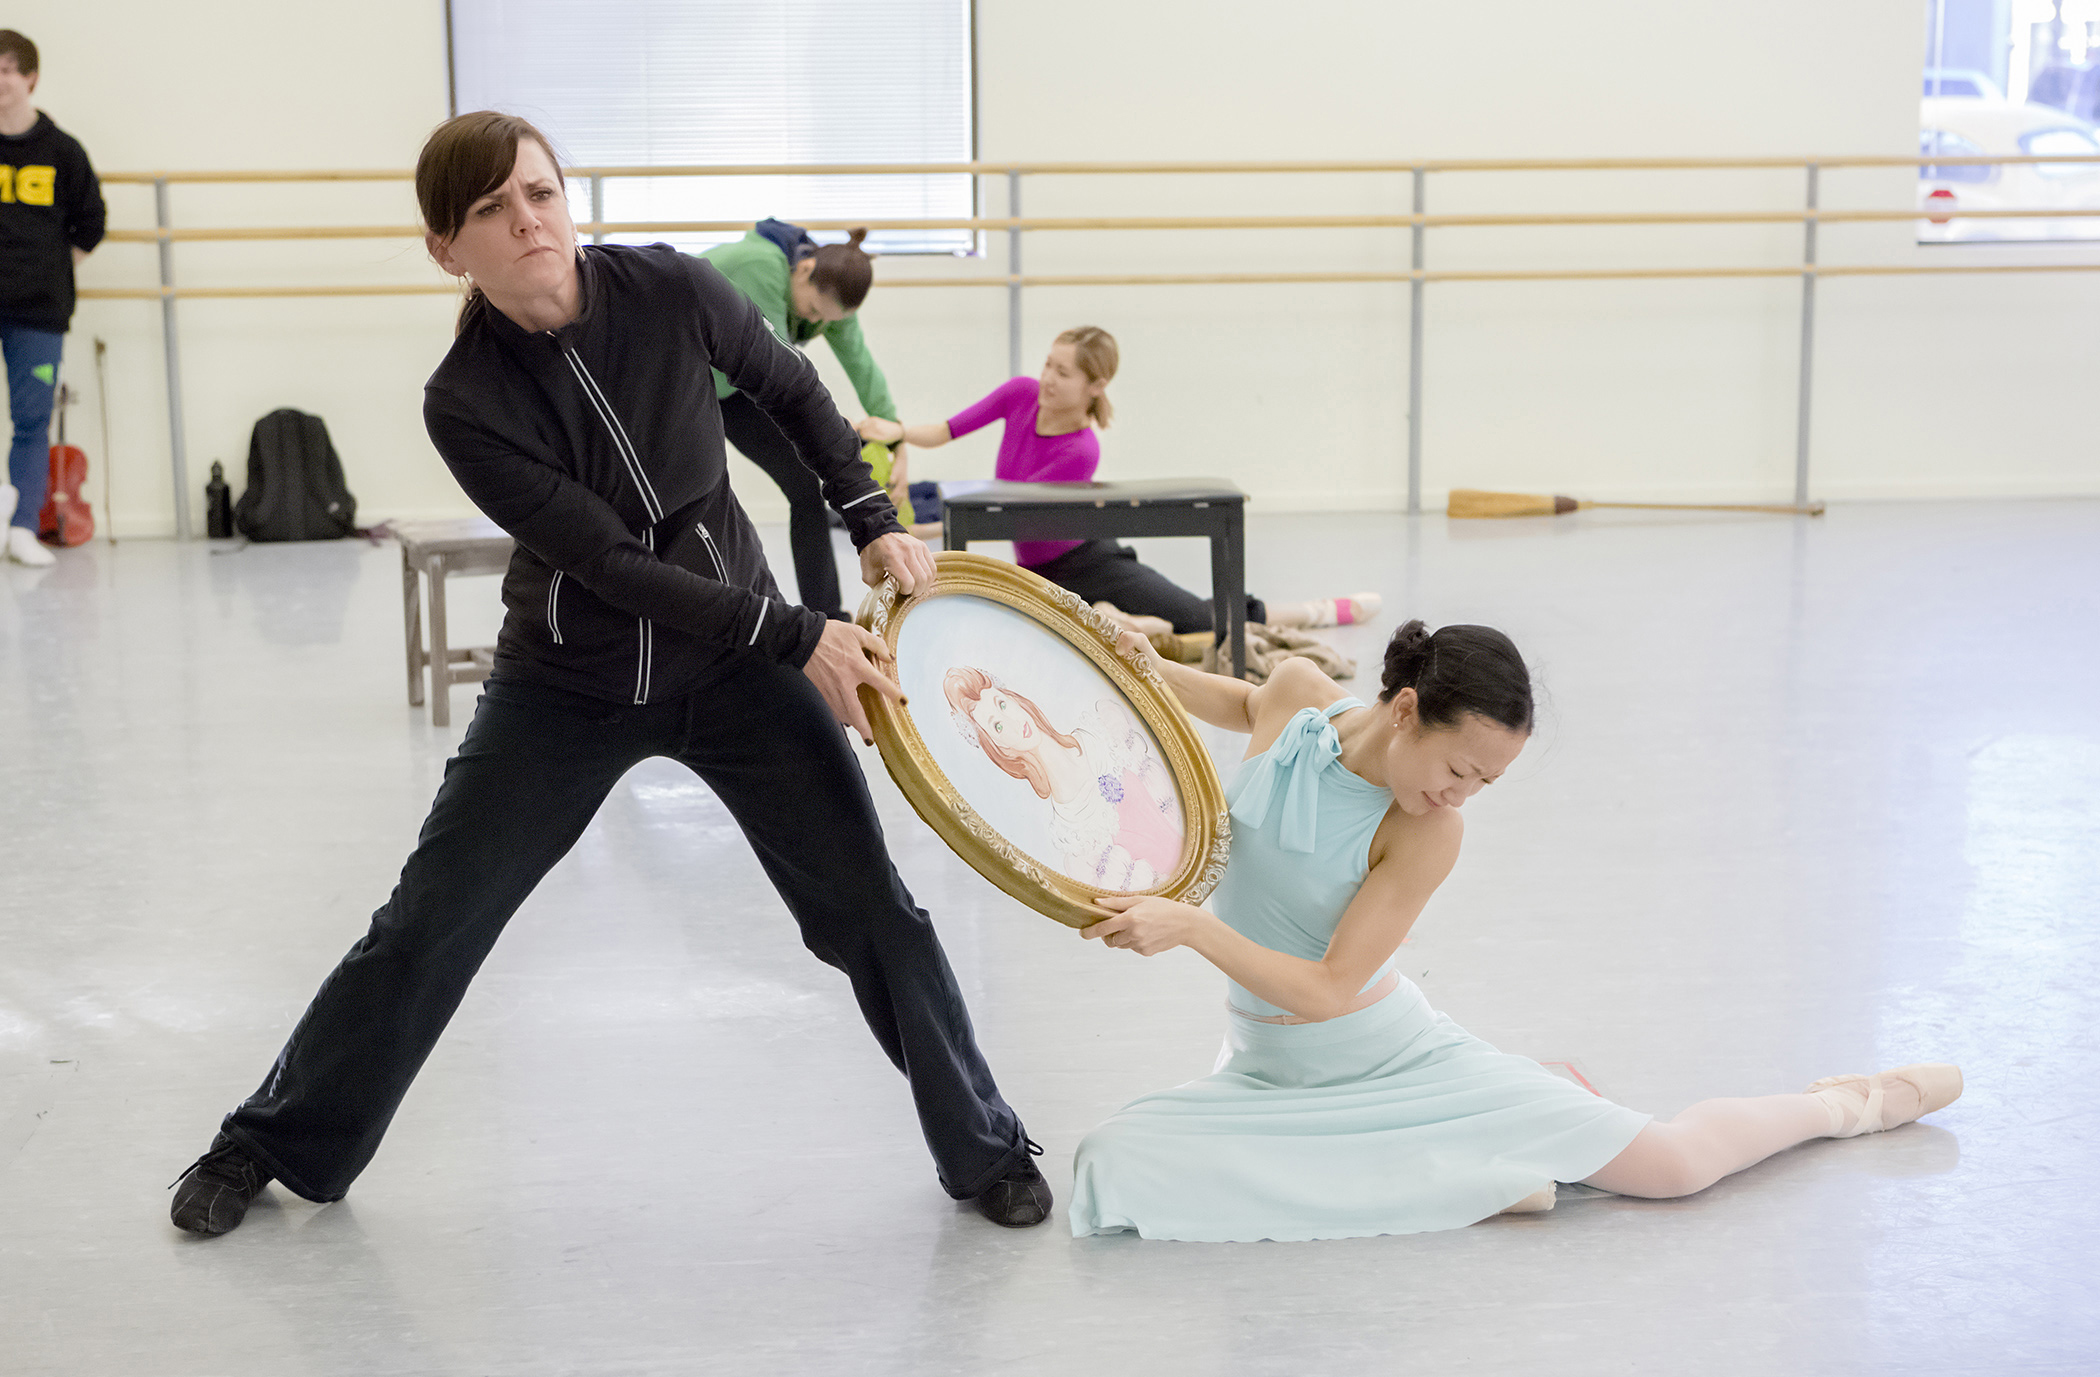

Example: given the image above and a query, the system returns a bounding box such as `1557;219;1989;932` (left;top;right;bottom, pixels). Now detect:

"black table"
939;478;1249;676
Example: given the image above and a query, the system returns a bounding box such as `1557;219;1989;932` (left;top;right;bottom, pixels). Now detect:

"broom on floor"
1448;488;1825;519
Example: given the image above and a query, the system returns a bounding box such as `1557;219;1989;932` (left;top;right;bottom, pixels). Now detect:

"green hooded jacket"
697;229;897;422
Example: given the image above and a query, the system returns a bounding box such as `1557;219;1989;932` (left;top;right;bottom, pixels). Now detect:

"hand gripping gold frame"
857;551;1231;930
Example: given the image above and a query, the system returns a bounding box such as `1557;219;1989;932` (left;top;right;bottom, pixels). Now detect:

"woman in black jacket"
168;112;1049;1235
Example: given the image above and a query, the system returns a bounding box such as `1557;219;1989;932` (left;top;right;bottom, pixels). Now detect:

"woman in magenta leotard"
856;327;1375;637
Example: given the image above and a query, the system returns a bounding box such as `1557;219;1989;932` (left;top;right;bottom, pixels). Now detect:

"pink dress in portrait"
1110;769;1183;876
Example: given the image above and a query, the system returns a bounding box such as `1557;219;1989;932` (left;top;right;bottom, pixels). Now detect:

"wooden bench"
938;478;1249;676
396;518;514;726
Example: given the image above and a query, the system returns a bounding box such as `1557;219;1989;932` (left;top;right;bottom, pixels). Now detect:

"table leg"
427;552;453;727
1212;510;1247;681
402;549;425;708
942;510;969;552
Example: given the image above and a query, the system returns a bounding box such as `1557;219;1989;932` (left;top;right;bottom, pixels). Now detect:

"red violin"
40;381;95;547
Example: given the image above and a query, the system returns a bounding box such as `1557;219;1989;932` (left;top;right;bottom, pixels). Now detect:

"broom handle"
1582;500;1825;516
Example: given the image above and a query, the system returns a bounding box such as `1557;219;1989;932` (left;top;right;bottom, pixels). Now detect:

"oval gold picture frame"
858;551;1230;930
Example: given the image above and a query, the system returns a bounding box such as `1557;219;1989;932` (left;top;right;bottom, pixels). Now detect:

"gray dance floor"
3;502;2094;1375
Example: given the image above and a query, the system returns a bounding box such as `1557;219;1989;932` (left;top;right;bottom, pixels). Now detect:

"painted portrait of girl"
943;666;1184;891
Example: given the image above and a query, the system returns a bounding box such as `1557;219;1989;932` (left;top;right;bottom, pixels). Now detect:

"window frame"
443;0;982;259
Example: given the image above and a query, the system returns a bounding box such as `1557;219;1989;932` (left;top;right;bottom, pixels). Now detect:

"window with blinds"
448;0;976;255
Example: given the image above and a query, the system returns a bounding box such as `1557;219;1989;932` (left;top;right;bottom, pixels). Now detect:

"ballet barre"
78;151;2100;536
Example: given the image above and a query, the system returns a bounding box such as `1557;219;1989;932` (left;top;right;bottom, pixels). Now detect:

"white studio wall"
18;0;2100;538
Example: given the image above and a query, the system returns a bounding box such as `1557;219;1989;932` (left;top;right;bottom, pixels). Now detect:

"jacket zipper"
555;338;661;701
634;528;655;704
695;520;729;580
557;342;665;523
696;519;768;648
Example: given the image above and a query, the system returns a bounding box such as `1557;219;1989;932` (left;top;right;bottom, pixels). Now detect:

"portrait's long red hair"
944;667;1079;799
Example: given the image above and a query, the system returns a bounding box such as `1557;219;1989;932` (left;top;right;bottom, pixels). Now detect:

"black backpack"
233;408;358;541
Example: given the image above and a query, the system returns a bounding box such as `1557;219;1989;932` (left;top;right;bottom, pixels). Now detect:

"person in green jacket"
700;219;902;617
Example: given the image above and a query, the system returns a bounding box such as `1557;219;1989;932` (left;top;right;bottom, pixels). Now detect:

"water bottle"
205;461;234;539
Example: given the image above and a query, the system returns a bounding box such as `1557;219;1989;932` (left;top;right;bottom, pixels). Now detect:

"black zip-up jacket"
423;243;906;704
0;112;106;333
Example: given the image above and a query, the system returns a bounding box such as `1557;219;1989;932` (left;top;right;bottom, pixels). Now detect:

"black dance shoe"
170;1131;273;1236
973;1140;1052;1228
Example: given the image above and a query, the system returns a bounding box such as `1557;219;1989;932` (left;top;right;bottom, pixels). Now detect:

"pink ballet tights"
1581;1094;1838;1199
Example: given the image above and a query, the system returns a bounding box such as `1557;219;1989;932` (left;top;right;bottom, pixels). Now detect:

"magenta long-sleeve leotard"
945;376;1099;566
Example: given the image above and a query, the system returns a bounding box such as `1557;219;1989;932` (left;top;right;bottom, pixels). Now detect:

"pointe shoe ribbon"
1806;1063;1963;1138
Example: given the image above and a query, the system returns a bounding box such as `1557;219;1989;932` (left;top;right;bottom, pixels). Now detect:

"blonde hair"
1054;325;1118;429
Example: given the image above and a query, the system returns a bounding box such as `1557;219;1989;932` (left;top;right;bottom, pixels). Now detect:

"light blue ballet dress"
1069;699;1651;1242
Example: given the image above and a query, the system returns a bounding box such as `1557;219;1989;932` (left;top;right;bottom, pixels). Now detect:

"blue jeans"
0;322;64;529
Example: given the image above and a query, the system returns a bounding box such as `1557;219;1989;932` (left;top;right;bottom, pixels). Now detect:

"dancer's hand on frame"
1113;627;1167;668
1082;894;1207;957
860;530;936;596
802;619;903;746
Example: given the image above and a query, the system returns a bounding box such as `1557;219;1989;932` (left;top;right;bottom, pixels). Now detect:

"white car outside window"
2024;126;2100;178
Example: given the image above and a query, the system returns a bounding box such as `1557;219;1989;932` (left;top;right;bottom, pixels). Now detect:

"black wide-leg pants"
222;662;1029;1203
1027;539;1266;636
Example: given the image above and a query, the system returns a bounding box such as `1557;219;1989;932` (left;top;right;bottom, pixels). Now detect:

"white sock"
6;526;56;567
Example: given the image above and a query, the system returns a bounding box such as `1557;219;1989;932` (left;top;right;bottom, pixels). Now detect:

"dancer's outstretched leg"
669;654;1038;1214
171;679;654;1234
1583;1064;1961;1199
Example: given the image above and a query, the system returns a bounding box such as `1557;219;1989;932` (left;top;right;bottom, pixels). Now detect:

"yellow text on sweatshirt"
0;166;57;205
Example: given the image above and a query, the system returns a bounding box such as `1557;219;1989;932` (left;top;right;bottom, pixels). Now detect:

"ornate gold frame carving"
858;551;1230;930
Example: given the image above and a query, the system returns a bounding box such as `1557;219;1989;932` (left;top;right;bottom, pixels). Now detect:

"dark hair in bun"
1378;619;1533;734
808;227;875;311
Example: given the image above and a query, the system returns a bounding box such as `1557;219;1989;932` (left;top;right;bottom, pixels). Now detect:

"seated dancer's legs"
1582;1094;1835;1199
671;653;1032;1200
1026;539;1265;636
1583;1069;1950;1199
220;679;658;1200
719;392;843;617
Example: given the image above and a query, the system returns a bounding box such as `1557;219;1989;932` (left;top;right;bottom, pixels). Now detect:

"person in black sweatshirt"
0;30;103;568
168;112;1052;1236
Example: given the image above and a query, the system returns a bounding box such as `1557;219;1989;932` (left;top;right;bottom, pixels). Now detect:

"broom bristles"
1446;488;1567;519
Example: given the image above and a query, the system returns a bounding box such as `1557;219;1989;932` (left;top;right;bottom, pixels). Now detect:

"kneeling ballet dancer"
170;112;1049;1235
1069;621;1961;1241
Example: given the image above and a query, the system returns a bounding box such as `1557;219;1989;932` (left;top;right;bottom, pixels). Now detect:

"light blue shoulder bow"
1231;707;1338;853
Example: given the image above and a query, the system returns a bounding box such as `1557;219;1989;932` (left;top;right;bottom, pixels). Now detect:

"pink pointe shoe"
1805;1063;1963;1138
